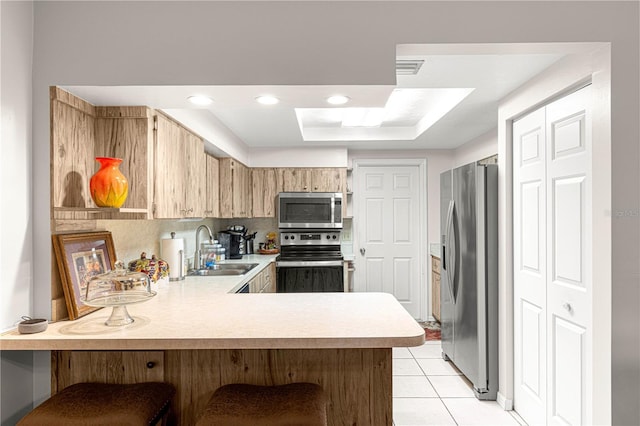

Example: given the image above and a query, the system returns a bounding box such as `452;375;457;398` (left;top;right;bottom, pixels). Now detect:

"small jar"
215;246;226;261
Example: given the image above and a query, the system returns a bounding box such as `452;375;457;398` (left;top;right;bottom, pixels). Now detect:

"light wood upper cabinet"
50;87;153;221
219;158;252;218
279;168;346;193
281;168;311;192
205;154;220;217
252;168;280;217
154;113;206;219
184;131;206;218
312;168;346;192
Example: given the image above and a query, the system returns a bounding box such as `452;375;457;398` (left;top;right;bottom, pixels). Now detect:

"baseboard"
497;392;513;410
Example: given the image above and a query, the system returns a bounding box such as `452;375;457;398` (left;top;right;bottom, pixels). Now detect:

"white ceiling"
65;47;565;152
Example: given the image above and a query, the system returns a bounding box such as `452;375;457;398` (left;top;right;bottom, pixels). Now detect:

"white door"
354;162;424;319
513;106;548;426
513;86;592;425
545;87;592;426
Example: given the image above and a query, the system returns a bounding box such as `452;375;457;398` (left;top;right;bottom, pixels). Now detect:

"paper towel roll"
162;237;185;281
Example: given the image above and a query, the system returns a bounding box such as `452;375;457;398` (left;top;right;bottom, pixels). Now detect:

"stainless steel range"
275;230;344;293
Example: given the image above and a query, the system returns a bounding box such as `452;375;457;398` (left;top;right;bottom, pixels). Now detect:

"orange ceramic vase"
89;157;129;208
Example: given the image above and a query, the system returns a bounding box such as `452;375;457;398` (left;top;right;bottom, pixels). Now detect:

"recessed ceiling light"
256;95;279;105
326;95;350;105
187;95;213;106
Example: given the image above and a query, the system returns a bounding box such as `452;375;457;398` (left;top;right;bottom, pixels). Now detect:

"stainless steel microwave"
277;192;343;229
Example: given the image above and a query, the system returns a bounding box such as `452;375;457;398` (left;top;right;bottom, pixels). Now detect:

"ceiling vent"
396;59;425;75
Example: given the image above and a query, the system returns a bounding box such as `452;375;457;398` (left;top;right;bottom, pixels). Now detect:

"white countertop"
1;254;424;351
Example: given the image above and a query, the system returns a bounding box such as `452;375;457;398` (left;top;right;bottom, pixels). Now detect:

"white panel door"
546;87;591;426
355;165;422;318
513;85;592;426
513;106;548;426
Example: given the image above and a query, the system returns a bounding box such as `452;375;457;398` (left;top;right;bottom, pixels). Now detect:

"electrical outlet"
342;228;352;241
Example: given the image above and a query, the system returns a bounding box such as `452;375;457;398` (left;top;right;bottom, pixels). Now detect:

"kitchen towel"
161;237;185;281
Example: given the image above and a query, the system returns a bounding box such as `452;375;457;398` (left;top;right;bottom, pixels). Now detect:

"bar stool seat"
18;382;175;426
196;383;327;426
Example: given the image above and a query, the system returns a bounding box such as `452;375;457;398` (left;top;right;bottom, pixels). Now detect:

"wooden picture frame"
52;231;117;320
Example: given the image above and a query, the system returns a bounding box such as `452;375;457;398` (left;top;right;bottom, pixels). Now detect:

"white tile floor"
393;340;527;426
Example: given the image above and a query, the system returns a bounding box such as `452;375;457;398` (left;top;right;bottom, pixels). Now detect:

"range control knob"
284;235;289;240
332;235;337;239
327;235;331;239
291;235;295;240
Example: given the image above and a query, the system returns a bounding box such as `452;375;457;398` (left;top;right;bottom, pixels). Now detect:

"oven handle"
276;260;344;267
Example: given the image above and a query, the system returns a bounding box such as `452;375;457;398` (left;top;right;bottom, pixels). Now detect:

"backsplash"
96;219;215;268
213;217;278;248
97;216;353;266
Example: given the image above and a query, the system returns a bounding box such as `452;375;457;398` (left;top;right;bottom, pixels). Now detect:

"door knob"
360;248;366;255
562;302;573;313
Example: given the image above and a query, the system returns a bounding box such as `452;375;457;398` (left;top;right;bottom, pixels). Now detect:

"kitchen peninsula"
1;257;424;425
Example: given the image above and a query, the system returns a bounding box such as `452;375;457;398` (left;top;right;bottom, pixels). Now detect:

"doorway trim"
498;44;611;421
352;158;428;320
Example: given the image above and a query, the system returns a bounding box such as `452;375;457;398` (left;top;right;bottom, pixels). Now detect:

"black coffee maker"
218;229;244;259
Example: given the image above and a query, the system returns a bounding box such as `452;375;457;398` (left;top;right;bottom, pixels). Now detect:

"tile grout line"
413;342;460;426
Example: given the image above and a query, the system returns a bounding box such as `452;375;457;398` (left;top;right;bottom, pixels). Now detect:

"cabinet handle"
303;186;308;190
314;186;318;190
146;361;155;369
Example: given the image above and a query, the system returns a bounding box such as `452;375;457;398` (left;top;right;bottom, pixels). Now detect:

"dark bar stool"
196;382;327;426
18;382;176;426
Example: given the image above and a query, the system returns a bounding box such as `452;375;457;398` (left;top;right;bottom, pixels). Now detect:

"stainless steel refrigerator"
440;162;498;400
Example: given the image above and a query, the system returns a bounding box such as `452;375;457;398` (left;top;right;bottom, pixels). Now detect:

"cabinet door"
249;271;263;293
219;158;251;218
184;132;206;217
232;161;252;218
281;168;311;191
154;114;186;218
260;263;276;293
205;155;220;217
252;168;279;217
240;163;252;217
432;272;441;322
311;168;346;192
219;158;233;218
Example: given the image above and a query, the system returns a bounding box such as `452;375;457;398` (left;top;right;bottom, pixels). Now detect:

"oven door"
276;260;344;292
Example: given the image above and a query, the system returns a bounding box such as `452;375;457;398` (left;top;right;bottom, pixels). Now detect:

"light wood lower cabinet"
52;348;391;426
431;256;441;322
248;262;276;293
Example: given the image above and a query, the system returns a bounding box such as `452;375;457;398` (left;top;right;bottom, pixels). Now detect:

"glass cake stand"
83;263;156;326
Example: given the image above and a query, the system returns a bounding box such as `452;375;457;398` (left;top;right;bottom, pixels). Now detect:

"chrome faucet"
194;224;213;270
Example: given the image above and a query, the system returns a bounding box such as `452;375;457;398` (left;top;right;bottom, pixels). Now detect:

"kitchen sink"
188;263;259;276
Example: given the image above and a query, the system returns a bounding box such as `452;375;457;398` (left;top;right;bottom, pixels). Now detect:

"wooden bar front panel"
53;348;392;426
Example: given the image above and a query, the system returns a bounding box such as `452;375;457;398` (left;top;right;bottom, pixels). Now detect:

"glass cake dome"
82;261;156;326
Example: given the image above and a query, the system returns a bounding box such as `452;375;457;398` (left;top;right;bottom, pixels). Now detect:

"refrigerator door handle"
445;200;456;304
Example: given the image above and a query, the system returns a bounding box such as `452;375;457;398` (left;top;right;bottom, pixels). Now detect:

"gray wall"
0;1;35;424
2;1;636;424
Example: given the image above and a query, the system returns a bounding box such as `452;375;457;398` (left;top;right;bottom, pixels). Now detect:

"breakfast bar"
1;267;424;425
